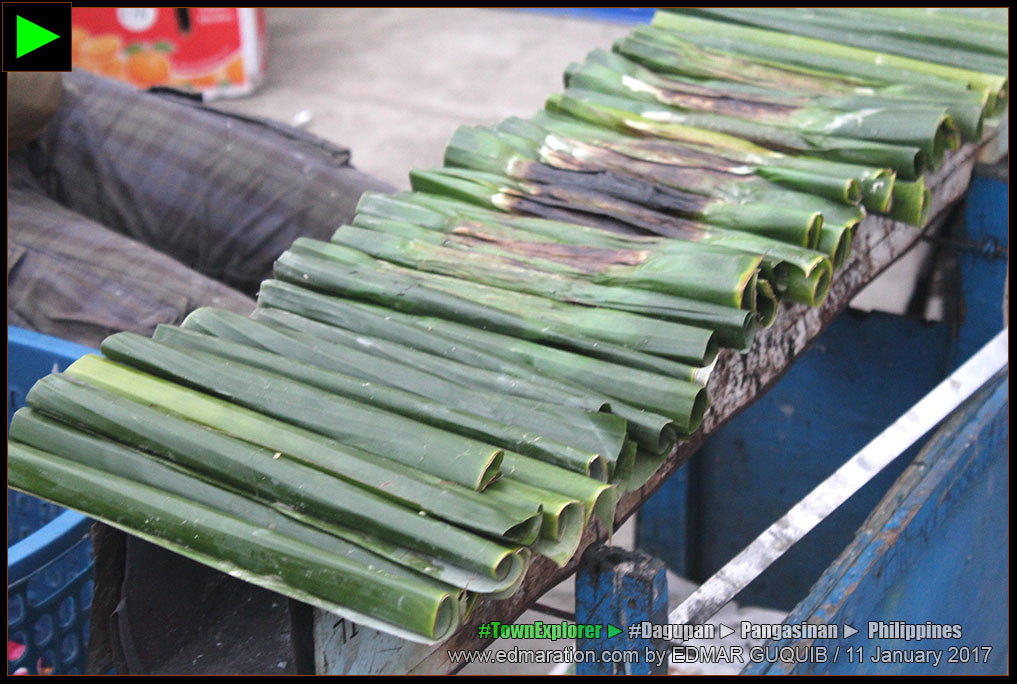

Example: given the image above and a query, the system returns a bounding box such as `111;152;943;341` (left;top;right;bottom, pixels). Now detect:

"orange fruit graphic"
71;26;90;60
223;57;245;84
126;50;171;88
76;35;124;79
187;73;219;89
98;59;126;79
78;34;121;61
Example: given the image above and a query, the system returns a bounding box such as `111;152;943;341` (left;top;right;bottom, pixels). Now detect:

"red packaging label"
71;8;265;99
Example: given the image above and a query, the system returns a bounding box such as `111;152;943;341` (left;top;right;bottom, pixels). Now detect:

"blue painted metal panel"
950;174;1009;370
516;8;655;25
635;465;691;576
575;545;668;675
639;312;952;610
743;369;1008;674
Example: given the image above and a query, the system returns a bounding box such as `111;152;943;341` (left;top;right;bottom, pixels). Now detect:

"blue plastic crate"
8;326;96;675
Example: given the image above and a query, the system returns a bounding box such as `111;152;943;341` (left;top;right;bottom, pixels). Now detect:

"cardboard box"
71;7;266;100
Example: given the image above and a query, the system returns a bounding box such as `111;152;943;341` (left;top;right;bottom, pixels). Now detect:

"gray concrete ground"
216;8;628;189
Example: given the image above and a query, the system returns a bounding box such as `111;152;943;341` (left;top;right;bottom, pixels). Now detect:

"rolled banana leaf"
330;225;756;348
358;191;832;306
257;281;707;435
447;124;826;245
413;164;819;253
282;507;530;596
60;357;546;555
8;441;459;643
406;168;841;295
500;112;860;269
567;52;960;167
529;111;898;219
671;8;1006;72
411;319;704;437
11;406;528;595
212;306;614;408
26;372;542;552
583;45;986;143
152;323;615;480
485;478;586;568
355;210;763;312
498;110;863;208
889;178;931;227
97;334;504;491
500;452;617;532
172;312;626;469
246;304;681;456
274;243;719;366
550;88;927;179
614;31;988;148
646;16;1006;115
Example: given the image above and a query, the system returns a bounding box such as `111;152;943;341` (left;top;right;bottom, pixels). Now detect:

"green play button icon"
16;15;59;58
607;624;623;639
3;3;71;71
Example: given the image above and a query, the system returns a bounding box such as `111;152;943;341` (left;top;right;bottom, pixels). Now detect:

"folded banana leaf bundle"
8;7;1005;644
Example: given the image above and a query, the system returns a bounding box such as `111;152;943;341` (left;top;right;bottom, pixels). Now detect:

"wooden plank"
314;141;983;675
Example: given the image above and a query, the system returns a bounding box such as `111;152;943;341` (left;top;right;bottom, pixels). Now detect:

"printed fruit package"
71;7;266;99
